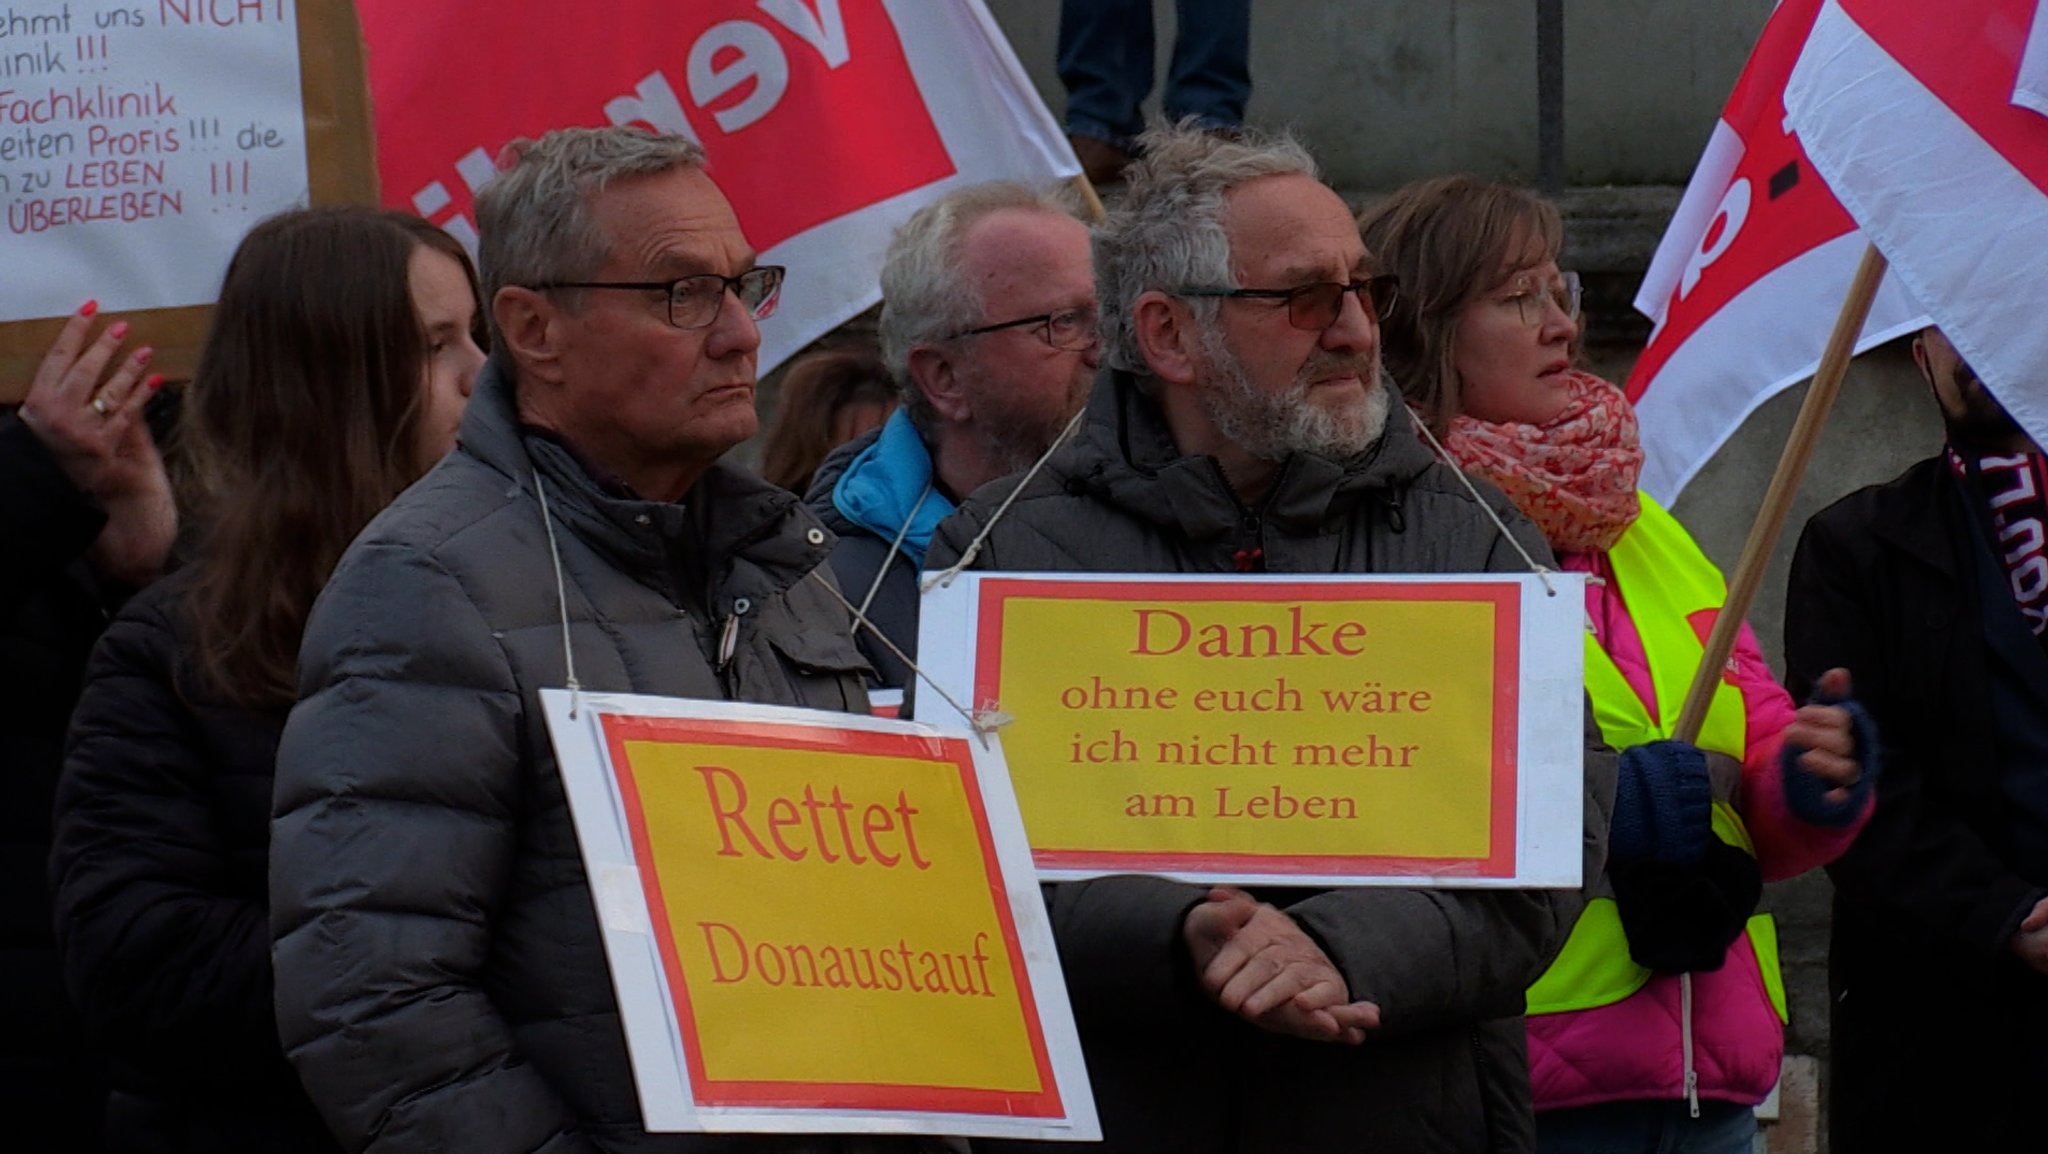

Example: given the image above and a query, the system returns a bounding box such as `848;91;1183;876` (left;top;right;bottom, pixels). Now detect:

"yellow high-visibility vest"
1524;494;1788;1022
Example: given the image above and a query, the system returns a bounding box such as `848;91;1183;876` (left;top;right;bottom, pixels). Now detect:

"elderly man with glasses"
927;123;1616;1153
807;181;1099;687
270;127;924;1153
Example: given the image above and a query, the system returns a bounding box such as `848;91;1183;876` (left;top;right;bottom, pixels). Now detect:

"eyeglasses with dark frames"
1174;275;1400;332
949;304;1100;352
532;266;786;330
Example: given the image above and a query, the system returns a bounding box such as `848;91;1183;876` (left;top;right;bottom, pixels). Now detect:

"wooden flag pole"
1071;173;1108;224
1672;242;1890;742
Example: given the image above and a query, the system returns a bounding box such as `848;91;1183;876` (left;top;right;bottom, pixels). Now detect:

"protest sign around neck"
916;574;1588;888
541;691;1097;1141
0;0;374;399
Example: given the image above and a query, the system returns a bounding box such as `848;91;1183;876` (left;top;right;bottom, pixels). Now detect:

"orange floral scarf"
1442;370;1644;553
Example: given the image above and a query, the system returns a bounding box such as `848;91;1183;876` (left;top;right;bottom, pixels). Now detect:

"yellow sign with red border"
916;574;1586;887
542;692;1096;1140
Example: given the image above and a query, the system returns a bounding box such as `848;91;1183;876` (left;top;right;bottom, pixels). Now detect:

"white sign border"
914;572;1587;889
540;690;1099;1140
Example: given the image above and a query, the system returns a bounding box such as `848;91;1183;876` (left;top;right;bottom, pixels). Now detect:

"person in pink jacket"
1362;176;1878;1154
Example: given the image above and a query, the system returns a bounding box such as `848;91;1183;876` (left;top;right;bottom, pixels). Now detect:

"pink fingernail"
79;299;98;317
145;374;166;392
135;346;154;364
108;321;129;339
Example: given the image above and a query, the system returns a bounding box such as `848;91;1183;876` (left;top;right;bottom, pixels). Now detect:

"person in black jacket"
3;301;174;1153
1784;324;2048;1151
47;206;485;1153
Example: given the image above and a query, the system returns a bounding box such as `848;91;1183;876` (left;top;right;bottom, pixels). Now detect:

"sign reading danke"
916;574;1587;887
541;692;1096;1141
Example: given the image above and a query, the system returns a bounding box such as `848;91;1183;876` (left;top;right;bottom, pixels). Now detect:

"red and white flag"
1783;0;2048;459
1626;0;1927;502
358;1;1077;372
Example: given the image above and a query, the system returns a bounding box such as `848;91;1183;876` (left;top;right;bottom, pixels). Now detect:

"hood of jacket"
1052;366;1443;541
814;408;955;567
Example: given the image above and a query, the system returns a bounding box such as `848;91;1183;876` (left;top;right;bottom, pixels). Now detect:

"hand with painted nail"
17;301;176;585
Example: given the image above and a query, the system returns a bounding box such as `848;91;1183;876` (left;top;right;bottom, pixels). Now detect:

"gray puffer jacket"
271;359;956;1154
931;370;1616;1154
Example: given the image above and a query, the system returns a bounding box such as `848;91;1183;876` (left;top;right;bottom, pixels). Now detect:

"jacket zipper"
1681;971;1700;1117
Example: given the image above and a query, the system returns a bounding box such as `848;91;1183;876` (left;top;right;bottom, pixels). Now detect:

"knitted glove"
1612;839;1763;973
1609;739;1714;866
1781;691;1881;828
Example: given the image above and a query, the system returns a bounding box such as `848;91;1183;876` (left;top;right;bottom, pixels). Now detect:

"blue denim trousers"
1538;1099;1758;1154
1056;0;1250;146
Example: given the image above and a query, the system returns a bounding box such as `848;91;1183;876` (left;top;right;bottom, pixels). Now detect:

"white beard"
1193;327;1388;462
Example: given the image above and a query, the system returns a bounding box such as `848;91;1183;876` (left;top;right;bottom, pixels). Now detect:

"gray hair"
473;126;706;341
877;180;1083;434
1097;121;1320;373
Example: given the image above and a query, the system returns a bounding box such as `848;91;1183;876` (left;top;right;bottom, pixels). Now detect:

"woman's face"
410;244;486;472
1450;257;1581;427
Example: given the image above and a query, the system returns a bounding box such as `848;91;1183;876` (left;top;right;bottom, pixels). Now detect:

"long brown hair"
1357;176;1563;435
180;206;480;707
759;346;897;492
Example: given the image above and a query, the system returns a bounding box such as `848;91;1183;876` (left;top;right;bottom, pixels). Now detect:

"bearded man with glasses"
807;181;1098;687
272;127;915;1153
927;122;1616;1154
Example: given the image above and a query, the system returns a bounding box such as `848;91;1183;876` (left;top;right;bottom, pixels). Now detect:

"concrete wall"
983;0;1777;186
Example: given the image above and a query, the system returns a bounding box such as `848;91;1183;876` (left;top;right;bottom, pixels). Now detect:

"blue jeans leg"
1538;1099;1758;1154
1057;0;1154;146
1164;0;1251;129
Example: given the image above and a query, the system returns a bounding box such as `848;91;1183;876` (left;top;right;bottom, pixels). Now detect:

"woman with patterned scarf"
1361;177;1877;1154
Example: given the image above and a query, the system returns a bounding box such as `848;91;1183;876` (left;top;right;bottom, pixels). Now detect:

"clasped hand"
1182;886;1379;1045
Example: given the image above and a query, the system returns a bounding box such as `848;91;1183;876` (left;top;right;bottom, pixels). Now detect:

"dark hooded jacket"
804;417;929;689
928;371;1616;1153
1786;455;2048;1151
0;413;115;1148
271;358;958;1154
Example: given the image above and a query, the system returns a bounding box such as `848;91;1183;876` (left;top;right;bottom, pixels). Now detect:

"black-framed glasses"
1175;275;1400;332
532;266;786;330
949;304;1099;352
1504;269;1582;329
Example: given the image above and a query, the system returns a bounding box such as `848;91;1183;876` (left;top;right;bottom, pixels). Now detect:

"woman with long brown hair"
46;206;485;1152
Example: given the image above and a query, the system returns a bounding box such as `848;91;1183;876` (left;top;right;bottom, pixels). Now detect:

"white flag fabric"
757;1;1081;370
1783;0;2048;457
1624;0;1927;502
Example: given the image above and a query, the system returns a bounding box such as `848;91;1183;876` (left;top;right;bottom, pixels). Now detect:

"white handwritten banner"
0;0;310;324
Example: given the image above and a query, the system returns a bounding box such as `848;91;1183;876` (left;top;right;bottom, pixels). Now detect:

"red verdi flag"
1625;0;1927;501
1783;0;2048;458
359;0;1078;371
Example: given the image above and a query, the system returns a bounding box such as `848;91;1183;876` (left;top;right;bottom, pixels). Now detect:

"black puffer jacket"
49;567;337;1153
0;413;115;1148
272;360;957;1154
930;371;1616;1153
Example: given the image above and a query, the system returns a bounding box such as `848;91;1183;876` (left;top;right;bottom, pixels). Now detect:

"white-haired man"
272;128;948;1153
807;182;1098;686
929;123;1615;1152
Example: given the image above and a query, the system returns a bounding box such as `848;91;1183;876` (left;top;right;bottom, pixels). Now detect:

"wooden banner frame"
0;0;378;400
